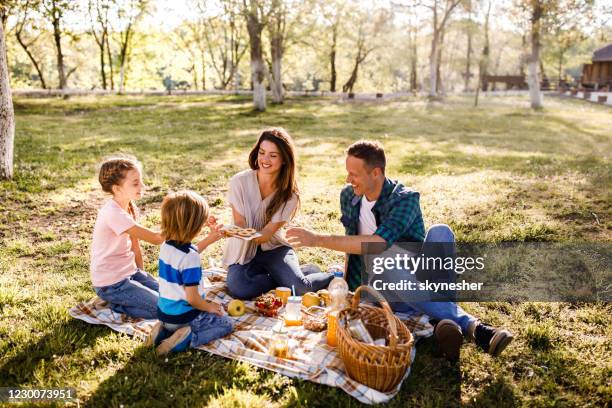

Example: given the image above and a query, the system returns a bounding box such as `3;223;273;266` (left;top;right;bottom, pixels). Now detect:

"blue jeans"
390;224;477;333
163;312;234;348
227;246;334;299
94;269;159;320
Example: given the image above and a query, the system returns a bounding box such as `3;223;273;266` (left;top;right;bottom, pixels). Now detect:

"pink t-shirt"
90;199;138;287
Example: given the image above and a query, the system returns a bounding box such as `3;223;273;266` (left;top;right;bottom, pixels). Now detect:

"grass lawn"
0;94;610;407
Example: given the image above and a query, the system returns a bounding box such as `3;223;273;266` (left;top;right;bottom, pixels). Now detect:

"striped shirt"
157;241;205;324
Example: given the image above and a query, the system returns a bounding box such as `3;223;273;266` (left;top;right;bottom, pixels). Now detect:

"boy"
149;190;233;354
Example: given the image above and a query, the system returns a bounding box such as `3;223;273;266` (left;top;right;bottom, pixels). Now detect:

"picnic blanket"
69;268;433;404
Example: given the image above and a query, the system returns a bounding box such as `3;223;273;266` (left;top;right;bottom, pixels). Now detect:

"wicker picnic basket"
336;285;414;392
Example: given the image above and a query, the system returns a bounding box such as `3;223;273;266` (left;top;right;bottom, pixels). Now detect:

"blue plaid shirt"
340;178;425;291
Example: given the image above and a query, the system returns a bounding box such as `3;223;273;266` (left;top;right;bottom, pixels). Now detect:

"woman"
223;128;333;299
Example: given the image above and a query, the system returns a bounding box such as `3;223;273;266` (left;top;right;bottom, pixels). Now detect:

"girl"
223;128;333;299
90;156;163;319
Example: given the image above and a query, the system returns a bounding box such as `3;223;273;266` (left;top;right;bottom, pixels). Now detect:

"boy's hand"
205;301;224;316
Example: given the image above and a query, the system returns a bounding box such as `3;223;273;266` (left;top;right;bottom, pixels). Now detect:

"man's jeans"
164;311;234;348
227;245;334;299
388;224;477;333
94;269;159;320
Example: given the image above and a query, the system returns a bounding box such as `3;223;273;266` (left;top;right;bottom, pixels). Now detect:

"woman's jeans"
94;269;159;320
227;246;334;299
388;224;477;333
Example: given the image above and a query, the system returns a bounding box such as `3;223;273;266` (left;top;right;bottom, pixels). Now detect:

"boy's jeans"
388;224;477;333
164;312;234;348
94;269;159;320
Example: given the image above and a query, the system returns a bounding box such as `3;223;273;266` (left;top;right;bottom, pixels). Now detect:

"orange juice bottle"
327;311;338;346
284;296;302;326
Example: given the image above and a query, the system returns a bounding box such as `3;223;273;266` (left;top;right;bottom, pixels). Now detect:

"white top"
222;169;298;266
358;196;377;235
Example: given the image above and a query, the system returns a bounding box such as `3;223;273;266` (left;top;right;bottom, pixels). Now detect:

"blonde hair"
98;156;142;218
161;190;209;244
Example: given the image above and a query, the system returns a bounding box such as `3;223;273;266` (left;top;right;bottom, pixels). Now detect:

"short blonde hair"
161;190;209;244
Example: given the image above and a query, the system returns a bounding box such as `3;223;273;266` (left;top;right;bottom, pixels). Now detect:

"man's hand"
286;227;319;248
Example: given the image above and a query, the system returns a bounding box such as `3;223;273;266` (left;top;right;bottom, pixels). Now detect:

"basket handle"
351;285;398;348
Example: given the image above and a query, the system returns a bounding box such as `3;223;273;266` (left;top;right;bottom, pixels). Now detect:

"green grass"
1;94;611;407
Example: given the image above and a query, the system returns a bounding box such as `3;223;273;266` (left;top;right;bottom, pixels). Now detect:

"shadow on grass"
84;336;467;407
0;319;108;387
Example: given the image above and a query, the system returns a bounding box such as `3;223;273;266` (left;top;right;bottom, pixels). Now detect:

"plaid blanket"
69;268;433;405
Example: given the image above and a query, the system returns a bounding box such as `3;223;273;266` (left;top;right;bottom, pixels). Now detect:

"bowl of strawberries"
254;293;283;317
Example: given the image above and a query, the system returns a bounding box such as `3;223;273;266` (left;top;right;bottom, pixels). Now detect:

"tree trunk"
409;26;417;92
436;27;445;94
0;21;15;180
98;33;107;89
105;34;114;90
464;7;473;92
429;30;439;97
527;1;543;109
15;32;47;89
245;8;266;111
342;56;360;93
270;33;283;103
51;6;67;90
118;24;132;94
330;23;337;92
201;49;206;90
558;50;564;83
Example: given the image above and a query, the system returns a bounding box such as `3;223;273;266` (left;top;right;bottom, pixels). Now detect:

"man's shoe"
434;319;463;362
156;326;192;355
469;320;514;356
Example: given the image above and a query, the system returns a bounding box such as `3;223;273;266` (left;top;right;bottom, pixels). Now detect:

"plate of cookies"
222;225;262;240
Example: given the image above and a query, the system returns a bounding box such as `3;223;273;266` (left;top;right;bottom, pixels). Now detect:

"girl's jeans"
94;269;159;320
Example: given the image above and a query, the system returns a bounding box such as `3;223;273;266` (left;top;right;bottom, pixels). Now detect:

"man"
287;140;513;361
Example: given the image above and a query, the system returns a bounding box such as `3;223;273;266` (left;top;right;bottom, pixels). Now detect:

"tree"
317;0;344;92
268;0;286;103
242;0;270;111
0;6;15;180
513;0;595;109
14;0;47;89
422;0;462;98
88;0;113;90
115;0;148;93
201;0;248;90
42;0;76;91
341;6;390;93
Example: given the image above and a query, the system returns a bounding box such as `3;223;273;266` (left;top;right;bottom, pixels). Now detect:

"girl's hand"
205;301;224;316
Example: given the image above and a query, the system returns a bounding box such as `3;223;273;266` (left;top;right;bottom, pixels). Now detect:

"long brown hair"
248;128;300;223
98;156;141;219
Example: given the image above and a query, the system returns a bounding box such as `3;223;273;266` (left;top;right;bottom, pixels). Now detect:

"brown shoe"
434;319;463;362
